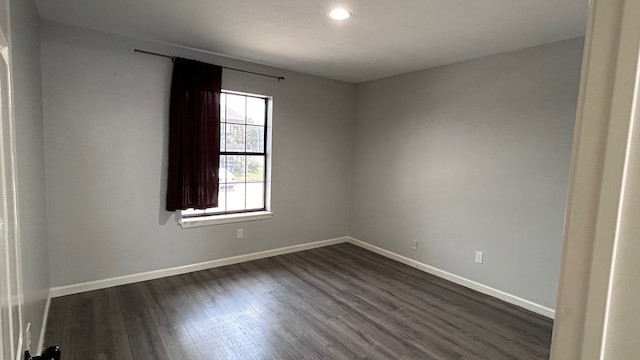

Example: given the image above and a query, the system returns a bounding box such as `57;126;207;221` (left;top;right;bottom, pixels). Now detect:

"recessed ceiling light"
328;8;351;21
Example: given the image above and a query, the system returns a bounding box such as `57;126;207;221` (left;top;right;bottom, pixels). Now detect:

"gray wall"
40;19;581;310
41;22;355;287
351;38;583;308
10;0;50;349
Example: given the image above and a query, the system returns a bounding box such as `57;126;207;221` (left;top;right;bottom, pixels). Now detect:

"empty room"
2;0;640;359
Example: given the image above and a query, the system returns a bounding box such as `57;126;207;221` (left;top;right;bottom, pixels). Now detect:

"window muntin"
182;91;269;218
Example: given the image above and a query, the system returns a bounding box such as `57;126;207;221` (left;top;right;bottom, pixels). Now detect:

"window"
180;90;271;226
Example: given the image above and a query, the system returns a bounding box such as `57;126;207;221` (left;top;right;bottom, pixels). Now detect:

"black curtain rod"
134;49;285;81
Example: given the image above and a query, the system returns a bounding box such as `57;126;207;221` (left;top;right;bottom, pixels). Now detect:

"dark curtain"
166;58;222;211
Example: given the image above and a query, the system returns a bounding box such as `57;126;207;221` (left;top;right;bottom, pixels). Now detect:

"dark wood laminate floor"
44;243;552;360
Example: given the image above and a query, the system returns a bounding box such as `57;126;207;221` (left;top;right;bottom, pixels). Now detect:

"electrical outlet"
411;239;418;251
475;251;484;264
237;228;243;239
26;322;32;349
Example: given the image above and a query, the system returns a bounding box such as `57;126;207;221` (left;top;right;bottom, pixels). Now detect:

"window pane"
205;188;227;214
219;155;227;172
247;97;265;125
220;93;227;122
219;155;227;181
246;156;264;182
226;94;246;124
246;125;264;153
218;156;235;186
226;155;246;182
226;182;246;212
246;182;265;210
220;122;226;152
225;124;245;152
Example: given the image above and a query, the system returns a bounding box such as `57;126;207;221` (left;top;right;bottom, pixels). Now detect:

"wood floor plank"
43;243;552;359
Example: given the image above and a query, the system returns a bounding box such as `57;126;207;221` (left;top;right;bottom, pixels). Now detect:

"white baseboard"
37;291;52;353
345;237;555;319
50;236;349;298
49;235;554;319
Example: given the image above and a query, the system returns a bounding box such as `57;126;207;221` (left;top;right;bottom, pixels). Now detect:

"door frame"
551;0;640;358
0;0;25;358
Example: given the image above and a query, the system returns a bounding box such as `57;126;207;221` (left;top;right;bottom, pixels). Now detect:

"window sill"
179;211;273;228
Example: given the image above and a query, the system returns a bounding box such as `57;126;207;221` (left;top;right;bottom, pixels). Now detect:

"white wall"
10;0;50;350
351;38;583;309
41;22;355;288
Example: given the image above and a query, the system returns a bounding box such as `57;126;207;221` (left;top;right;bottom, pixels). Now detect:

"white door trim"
0;0;24;358
550;0;640;358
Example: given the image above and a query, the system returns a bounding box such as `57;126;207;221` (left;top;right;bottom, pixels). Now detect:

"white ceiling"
34;0;589;83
